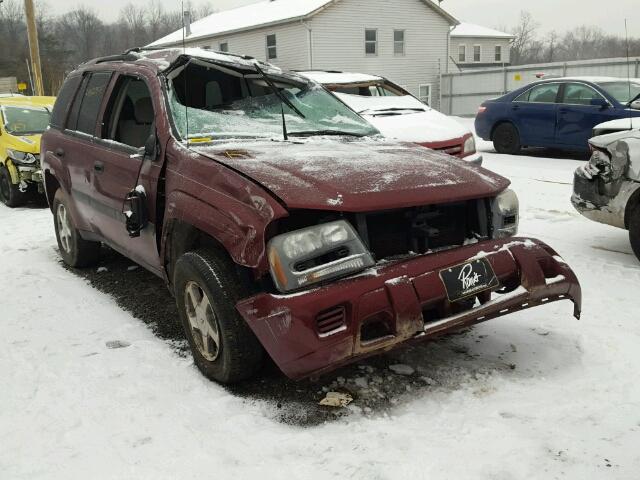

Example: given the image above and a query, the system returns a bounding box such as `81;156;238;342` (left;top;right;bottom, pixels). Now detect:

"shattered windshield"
596;81;640;104
1;105;51;135
167;61;379;141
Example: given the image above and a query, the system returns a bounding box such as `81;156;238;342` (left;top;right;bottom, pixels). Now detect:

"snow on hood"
335;93;470;143
594;117;640;132
193;137;508;211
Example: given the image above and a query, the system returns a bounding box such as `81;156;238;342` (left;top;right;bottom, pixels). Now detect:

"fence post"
503;67;508;94
448;74;454;115
563;63;568;76
636;59;639;78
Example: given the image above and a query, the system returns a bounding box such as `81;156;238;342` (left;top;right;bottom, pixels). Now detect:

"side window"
219;42;229;52
562;83;604;105
69;72;112;135
516;84;560;104
419;84;432;105
495;45;502;62
50;75;82;129
101;76;154;149
394;30;405;55
473;45;481;62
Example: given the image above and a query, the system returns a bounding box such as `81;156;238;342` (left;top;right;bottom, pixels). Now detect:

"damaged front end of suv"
572;129;640;260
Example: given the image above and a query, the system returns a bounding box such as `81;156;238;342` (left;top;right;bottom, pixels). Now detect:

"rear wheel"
0;165;27;208
173;249;263;384
629;206;640;262
493;123;521;155
53;190;101;267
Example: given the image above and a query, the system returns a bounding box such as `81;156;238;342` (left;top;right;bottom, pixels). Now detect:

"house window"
419;84;432;106
266;34;277;59
365;29;377;55
495;45;502;62
458;45;466;62
219;42;229;52
394;30;405;55
473;45;481;62
201;45;211;50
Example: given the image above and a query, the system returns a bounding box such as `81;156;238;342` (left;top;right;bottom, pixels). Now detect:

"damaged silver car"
572;128;640;260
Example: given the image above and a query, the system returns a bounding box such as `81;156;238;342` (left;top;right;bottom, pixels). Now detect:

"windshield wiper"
288;130;365;138
252;62;306;120
359;107;425;114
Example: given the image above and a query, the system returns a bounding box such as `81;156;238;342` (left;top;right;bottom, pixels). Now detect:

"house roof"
450;22;514;39
148;0;459;48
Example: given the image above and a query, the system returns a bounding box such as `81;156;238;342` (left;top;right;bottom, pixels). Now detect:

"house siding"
308;0;451;109
185;22;310;71
449;37;512;71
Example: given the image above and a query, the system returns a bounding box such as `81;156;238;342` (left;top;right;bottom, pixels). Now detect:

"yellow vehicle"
0;95;55;207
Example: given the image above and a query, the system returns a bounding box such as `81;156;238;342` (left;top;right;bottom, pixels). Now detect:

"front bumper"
237;237;581;380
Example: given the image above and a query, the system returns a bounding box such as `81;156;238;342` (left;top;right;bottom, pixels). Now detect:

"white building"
449;23;514;72
149;0;459;110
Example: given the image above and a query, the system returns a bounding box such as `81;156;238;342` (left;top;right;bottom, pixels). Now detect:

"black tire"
629;206;640;262
493;123;521;155
0;165;27;207
53;189;101;267
173;249;263;384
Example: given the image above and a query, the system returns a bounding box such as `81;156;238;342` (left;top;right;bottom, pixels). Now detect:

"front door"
511;82;561;147
556;83;618;150
91;73;164;274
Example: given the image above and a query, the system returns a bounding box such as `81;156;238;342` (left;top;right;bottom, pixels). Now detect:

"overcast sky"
53;0;640;37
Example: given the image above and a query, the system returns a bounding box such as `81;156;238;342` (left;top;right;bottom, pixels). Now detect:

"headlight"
7;149;38;165
268;220;375;292
463;134;476;155
492;189;519;238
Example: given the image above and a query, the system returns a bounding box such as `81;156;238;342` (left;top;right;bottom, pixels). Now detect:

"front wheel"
53;190;101;267
173;249;264;384
629;206;640;262
493;123;521;155
0;165;27;207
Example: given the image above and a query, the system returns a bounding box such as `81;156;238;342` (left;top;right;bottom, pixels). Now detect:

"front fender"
162;189;286;272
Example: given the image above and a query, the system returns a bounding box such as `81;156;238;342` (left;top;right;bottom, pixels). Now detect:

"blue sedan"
475;77;640;154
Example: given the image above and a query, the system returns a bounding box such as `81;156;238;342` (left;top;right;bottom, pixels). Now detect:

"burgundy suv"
41;48;581;383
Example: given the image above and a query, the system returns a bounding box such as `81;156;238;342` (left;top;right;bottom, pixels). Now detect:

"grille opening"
537;256;561;279
294;246;350;272
316;306;347;335
360;312;393;343
362;200;488;261
503;214;517;225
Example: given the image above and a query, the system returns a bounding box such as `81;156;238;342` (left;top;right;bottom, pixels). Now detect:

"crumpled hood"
194;137;508;212
3;133;42;154
334;93;470;143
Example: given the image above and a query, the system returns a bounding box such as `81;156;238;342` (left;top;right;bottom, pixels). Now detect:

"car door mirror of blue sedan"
630;100;640;110
590;98;609;109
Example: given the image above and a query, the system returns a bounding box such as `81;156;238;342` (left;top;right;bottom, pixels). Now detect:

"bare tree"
509;11;539;65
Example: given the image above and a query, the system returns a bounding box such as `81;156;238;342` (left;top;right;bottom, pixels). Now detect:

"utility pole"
24;0;44;96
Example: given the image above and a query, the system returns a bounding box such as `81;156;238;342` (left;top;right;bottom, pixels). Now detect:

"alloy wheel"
184;281;221;361
56;203;73;253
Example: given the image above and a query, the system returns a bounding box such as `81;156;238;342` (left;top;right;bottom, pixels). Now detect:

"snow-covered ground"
2;122;640;479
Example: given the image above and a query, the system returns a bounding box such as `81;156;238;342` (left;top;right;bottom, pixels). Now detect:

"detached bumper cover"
237;237;581;380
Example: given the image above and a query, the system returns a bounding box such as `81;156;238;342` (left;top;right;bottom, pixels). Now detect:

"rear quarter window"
68;71;112;135
50;75;82;129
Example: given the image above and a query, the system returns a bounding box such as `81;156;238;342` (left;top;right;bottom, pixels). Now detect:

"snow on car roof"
550;76;640;84
333;92;427;113
298;71;384;85
450;23;514;39
148;0;333;47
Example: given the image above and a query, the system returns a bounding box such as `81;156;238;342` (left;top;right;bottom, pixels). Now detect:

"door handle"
55;148;65;157
94;161;105;173
559;108;568;114
512;105;520;110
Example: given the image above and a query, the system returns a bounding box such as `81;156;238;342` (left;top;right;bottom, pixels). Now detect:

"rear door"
90;71;163;274
556;82;618;149
59;70;113;232
511;82;561;147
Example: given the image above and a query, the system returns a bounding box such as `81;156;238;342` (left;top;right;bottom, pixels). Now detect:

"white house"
149;0;459;110
449;23;514;71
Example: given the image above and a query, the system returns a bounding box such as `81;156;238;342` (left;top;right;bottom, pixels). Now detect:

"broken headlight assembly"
6;149;38;166
491;189;519;238
268;220;375;292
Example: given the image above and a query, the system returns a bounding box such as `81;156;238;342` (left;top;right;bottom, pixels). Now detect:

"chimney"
183;11;192;37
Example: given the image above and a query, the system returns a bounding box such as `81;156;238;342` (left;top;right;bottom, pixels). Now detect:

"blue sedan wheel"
493;123;521;155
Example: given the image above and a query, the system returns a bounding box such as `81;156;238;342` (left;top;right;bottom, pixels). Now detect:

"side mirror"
630;100;640;110
124;187;149;238
590;98;609;109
